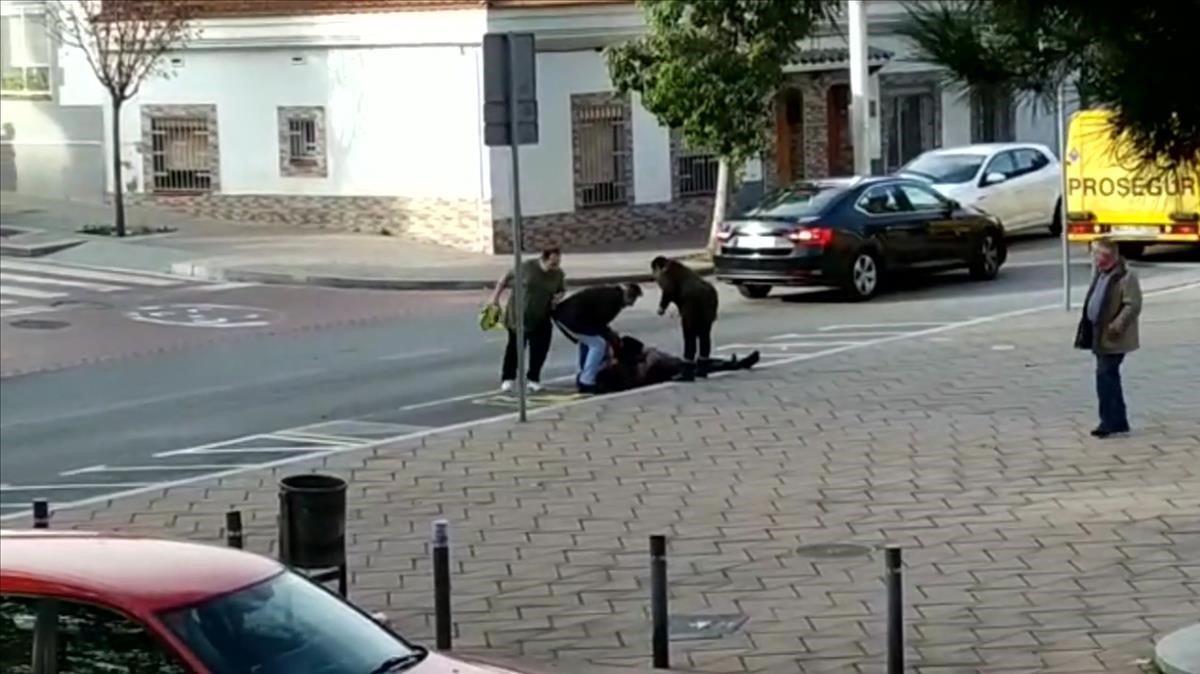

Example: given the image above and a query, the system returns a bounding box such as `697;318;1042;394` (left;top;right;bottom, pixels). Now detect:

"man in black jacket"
553;283;642;392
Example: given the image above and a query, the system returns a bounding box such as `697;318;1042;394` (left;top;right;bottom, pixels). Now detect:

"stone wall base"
126;193;491;253
492;197;712;254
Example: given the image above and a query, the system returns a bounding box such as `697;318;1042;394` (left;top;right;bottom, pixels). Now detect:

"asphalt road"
1;237;1196;516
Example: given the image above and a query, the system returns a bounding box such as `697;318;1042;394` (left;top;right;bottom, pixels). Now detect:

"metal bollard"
432;519;452;651
32;499;49;529
650;534;669;669
885;545;904;674
225;510;244;549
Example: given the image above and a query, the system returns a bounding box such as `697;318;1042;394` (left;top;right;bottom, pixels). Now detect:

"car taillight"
1170;223;1198;235
787;227;833;246
1068;223;1097;234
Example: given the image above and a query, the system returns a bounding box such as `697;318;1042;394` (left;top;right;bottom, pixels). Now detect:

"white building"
0;0;104;201
30;0;1065;254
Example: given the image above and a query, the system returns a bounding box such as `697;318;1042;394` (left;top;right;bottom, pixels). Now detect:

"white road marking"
0;260;181;286
61;464;245;476
378;348;452;362
0;298;14;305
720;341;860;350
186;282;256;292
769;331;905;340
0;482;151;491
0;305;62;319
0;285;68;300
3;279;1196;522
157;444;340;457
818;322;948;331
0;272;126;292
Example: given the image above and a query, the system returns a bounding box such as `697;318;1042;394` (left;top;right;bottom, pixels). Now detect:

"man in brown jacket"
1074;237;1142;437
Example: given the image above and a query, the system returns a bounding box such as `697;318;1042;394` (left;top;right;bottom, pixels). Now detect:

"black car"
713;176;1007;300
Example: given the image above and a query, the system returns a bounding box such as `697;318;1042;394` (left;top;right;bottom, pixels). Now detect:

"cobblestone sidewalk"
47;287;1200;673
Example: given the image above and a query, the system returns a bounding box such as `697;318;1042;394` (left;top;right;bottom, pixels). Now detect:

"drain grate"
796;543;873;558
9;319;70;330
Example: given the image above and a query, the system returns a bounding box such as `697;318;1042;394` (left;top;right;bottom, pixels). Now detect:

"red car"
0;529;525;674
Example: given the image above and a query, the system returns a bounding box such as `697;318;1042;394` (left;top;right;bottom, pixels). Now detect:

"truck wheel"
738;284;772;299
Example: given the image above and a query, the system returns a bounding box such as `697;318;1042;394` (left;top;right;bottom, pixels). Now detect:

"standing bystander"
1074;237;1142;437
489;247;565;393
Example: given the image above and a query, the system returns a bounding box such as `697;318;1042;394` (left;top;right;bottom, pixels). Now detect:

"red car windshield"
160;571;423;674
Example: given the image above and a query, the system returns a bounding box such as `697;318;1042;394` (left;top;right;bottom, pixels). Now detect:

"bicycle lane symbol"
124;303;279;328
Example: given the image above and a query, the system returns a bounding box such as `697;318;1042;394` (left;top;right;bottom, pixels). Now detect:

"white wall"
56;9;490;201
489;49;673;219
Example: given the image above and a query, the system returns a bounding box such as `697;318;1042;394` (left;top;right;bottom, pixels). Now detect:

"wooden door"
826;84;853;177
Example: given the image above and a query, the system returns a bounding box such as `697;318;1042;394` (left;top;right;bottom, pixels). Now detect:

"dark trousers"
502;321;552;382
681;317;713;363
1095;353;1129;431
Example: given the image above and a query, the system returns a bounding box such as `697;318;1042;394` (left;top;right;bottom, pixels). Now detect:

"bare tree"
49;0;197;237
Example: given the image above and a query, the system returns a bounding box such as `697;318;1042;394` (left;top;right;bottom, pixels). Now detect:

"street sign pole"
507;36;528;422
483;32;538;423
1057;80;1071;312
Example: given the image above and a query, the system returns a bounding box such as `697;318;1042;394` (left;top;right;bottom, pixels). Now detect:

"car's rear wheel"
843;250;881;301
737;284;772;299
969;232;1003;280
1049;200;1063;237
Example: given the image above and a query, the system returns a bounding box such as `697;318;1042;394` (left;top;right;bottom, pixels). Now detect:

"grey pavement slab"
32;284;1200;672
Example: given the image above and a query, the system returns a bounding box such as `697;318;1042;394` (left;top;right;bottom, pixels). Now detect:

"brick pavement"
45;287;1200;673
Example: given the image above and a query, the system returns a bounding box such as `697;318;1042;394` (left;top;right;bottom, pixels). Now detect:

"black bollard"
650;534;669;669
885;545;904;674
432;519;452;651
225;510;244;549
32;499;49;529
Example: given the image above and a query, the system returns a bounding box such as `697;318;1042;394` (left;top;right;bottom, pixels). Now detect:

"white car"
898;143;1062;236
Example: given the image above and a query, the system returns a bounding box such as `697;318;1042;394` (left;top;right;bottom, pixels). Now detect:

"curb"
0;238;85;258
181;262;714;291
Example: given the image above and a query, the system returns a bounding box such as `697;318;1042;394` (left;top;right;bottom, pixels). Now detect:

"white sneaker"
527;381;543;393
500;380;514;393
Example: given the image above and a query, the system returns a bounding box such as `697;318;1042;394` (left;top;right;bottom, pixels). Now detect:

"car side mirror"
983;172;1007;186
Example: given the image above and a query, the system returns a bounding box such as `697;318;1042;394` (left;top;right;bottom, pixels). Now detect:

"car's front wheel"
843;250;882;301
969;232;1003;280
737;284;772;299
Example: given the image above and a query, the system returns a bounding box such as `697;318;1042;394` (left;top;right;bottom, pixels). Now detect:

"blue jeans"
1095;353;1129;431
575;333;608;386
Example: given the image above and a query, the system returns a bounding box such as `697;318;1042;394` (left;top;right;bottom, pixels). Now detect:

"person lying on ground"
594;336;761;393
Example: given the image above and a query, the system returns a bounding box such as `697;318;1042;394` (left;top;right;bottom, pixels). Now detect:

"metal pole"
32;499;49;529
1057;79;1072;312
225;510;244;549
506;34;527;422
650;535;670;669
847;0;871;176
885;545;904;674
432;519;452;651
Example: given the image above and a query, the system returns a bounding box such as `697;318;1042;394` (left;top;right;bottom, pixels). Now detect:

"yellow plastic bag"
479;304;504;332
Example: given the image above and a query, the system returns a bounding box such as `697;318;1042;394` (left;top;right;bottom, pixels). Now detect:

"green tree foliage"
898;0;1200;171
606;0;839;245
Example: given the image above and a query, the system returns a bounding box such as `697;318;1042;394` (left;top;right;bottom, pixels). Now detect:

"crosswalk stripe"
0;260;180;287
0;284;68;299
0;272;126;292
0;298;13;305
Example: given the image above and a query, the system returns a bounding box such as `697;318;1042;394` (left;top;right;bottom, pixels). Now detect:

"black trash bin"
279;473;348;594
